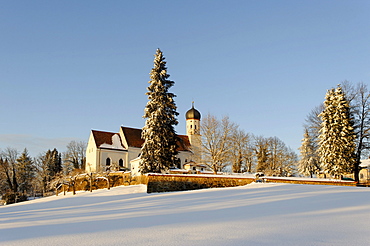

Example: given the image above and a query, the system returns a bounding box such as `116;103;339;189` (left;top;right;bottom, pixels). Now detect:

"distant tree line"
298;81;370;182
0;140;86;203
199;114;298;175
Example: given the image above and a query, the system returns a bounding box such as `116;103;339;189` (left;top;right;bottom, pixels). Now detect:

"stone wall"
56;172;358;196
146;174;255;193
146;174;358;193
263;177;357;186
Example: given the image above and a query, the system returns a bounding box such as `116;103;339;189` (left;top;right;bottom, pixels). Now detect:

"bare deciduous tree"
0;148;19;193
254;136;269;173
200;114;236;173
63;141;86;172
351;82;370;182
229;129;254;173
254;136;297;176
304;104;324;143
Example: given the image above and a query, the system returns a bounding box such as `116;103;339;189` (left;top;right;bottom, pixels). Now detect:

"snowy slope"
1;183;370;246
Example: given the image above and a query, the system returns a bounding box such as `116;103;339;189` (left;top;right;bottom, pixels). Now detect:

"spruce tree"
298;128;320;178
16;148;35;193
318;85;356;178
140;49;179;173
46;148;62;178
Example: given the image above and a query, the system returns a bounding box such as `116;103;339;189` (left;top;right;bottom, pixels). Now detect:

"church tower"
186;102;201;162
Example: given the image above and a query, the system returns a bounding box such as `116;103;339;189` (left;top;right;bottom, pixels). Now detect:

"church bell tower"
186;102;201;162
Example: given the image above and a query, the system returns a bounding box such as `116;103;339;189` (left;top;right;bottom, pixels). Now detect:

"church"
85;104;202;174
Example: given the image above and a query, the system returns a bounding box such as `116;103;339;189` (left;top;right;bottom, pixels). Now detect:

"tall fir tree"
16;148;35;193
298;128;320;178
46;148;62;178
318;85;356;177
140;49;179;173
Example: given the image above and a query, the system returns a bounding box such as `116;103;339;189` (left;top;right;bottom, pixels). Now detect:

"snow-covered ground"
1;183;370;246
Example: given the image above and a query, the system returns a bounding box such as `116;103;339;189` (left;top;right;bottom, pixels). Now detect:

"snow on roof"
99;134;125;150
360;159;370;167
92;130;125;150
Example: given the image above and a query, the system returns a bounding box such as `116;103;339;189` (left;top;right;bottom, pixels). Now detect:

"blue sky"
1;0;370;157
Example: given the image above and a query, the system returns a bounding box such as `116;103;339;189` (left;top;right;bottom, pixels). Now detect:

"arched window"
119;159;124;167
106;158;111;166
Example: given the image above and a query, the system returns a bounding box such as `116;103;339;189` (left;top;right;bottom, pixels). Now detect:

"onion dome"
186;102;201;120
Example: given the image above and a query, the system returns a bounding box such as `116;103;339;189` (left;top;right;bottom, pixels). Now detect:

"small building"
183;161;212;173
359;159;370;184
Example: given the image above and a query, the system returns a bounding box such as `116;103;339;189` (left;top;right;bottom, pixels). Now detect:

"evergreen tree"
46;148;62;177
16;148;35;193
298;128;320;177
140;49;179;173
35;148;62;194
318;85;356;177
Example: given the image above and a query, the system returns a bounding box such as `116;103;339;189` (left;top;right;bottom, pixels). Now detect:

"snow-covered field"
1;183;370;246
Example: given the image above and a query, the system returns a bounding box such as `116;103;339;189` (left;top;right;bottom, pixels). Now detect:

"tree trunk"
12;166;18;193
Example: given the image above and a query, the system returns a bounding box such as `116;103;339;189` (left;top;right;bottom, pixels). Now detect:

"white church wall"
177;151;193;168
99;149;128;172
86;134;98;173
127;147;141;169
130;158;141;176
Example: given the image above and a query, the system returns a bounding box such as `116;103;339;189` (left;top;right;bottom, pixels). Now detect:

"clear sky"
1;0;370;157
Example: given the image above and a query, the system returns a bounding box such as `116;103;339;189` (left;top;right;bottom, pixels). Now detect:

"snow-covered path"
1;183;370;245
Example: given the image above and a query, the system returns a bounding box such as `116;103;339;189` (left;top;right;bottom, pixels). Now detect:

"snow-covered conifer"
318;85;356;177
298;128;320;177
16;148;35;193
140;49;179;173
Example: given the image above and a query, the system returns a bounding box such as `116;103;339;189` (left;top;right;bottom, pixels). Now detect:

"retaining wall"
263;177;357;186
146;174;255;193
57;172;359;195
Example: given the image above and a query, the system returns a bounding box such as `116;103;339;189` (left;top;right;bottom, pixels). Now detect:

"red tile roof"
91;130;125;150
120;127;144;148
92;126;191;152
120;126;191;151
176;135;191;151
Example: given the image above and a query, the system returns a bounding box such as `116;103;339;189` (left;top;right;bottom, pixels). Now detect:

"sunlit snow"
1;183;370;245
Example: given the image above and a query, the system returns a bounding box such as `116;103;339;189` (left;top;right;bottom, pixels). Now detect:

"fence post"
90;173;93;192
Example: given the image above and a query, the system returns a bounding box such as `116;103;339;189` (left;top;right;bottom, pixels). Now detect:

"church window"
106;158;111;166
119;159;124;167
